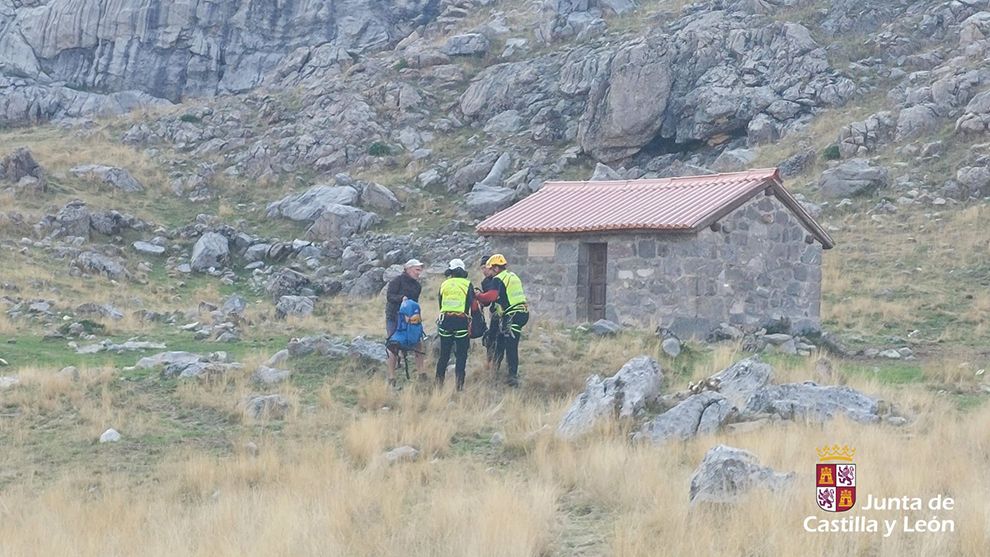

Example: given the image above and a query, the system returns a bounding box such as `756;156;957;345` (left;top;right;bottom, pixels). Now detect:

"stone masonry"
489;194;823;338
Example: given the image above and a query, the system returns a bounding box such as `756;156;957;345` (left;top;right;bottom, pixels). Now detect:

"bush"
821;144;841;160
179;114;202;124
367;142;392;157
393;58;409;71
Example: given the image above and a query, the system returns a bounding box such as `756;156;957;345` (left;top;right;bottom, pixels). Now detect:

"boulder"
743;383;881;424
635;392;735;444
190;233;229;272
661;337;682;358
589;162;623;181
133;241;165;255
243;395;290;420
0;147;45;190
348;267;386;297
54;200;92;238
710;357;774;407
74;251;128;280
266;268;313;300
689;445;794;505
0;375;19;389
253;366;291;385
220;294;247;321
385;445;420;464
557;356;663;439
360;182;401;213
466;185;515;217
266;185;360;221
305;205;380;240
818;159;889;198
99;428;122;443
275;295;315;319
69;164;143;192
895;105;940;141
349;336;388;363
441;34;491;57
590;319;622;336
135;351;204;369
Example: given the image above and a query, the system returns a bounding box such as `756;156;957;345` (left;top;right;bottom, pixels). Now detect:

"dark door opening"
588;243;607;322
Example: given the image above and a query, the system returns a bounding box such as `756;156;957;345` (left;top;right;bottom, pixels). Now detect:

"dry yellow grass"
1;370;987;556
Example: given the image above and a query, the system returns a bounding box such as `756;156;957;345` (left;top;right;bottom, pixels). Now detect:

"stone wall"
488;194;823;338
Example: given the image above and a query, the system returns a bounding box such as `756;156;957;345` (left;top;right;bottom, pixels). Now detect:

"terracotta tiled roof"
476;168;834;248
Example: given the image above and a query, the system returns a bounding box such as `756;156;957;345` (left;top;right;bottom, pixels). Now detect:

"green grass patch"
837;360;924;384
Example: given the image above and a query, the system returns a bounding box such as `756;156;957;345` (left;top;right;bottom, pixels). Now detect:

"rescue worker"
385;259;425;386
484;254;529;387
435;258;475;390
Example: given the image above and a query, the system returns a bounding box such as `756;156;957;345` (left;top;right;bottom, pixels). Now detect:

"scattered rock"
0;375;19;389
133;241;165;255
243;395;290;420
557;356;663;438
590;319;622;336
74;251;129;280
57;366;80;381
275;295;315;319
70;165;143;192
253;366;290;385
349;336;388;363
384;445;420;464
661;337;682;358
190;232;229;271
99;428;122;443
306;205;380;240
689;445;794;504
1;147;46;191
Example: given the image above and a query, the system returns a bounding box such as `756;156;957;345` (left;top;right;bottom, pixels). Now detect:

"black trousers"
484;314;501;364
436;331;469;390
495;311;529;383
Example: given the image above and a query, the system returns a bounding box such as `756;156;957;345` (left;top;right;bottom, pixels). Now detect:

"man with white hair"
385;258;425;385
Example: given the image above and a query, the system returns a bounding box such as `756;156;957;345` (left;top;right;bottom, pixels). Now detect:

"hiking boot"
506;376;519;388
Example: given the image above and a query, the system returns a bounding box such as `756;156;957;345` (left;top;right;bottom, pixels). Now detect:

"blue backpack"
388;299;424;350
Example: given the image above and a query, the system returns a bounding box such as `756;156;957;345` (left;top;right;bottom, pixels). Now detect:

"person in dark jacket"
385;258;425;385
475;255;502;371
435;259;474;390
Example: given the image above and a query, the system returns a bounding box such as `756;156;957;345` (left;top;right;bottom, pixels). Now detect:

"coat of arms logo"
816;444;856;512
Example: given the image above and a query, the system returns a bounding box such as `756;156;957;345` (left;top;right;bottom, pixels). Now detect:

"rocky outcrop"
557;356;663;438
636;391;736;444
0;0;436;124
743;383;883;424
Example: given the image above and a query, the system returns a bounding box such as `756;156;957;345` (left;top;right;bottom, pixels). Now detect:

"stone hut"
476;168;834;338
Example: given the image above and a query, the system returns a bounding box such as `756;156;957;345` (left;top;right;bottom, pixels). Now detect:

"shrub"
179;114;201;124
821;144;841;160
367;142;392;157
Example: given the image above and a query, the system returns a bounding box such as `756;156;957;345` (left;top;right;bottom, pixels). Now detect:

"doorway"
586;243;607;322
